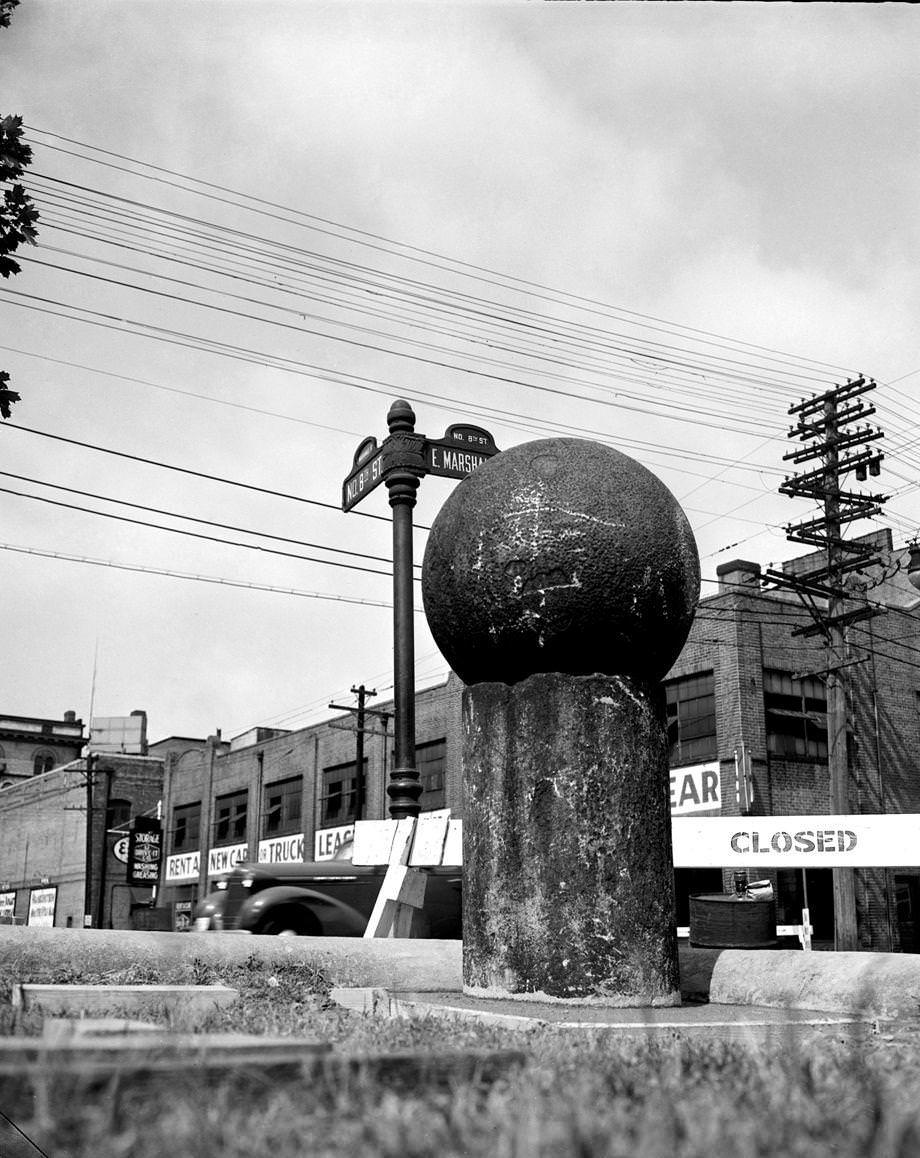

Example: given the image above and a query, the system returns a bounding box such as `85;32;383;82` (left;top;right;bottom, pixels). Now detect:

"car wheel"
258;906;319;936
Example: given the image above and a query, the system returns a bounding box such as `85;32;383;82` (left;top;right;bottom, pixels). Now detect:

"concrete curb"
0;927;462;992
4;929;920;1020
709;949;920;1020
14;983;239;1025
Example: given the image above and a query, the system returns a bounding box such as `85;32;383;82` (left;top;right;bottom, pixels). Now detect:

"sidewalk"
330;986;879;1042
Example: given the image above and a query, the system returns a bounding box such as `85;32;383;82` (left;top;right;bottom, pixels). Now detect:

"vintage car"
194;848;462;938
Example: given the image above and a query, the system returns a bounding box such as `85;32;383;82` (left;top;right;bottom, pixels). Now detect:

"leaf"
0;376;21;418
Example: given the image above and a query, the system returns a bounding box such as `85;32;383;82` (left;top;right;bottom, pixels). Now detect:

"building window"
665;672;716;765
418;739;446;810
172;802;201;852
214;789;248;846
320;761;364;828
106;798;132;831
33;750;55;776
263;776;303;838
764;669;827;760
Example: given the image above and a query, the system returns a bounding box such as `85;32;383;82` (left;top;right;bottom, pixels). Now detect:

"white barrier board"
671;814;920;868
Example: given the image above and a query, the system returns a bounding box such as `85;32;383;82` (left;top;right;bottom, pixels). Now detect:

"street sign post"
342;402;499;817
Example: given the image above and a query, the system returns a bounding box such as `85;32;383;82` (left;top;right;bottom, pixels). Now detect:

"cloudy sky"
1;1;918;743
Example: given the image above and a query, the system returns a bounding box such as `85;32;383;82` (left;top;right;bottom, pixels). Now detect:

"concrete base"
463;673;679;1005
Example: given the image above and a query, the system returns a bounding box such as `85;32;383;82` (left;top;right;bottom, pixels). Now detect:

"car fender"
238;885;367;935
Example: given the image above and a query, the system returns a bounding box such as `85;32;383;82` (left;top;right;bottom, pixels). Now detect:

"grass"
2;955;920;1157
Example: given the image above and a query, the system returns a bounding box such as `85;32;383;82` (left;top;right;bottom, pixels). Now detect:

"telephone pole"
351;684;375;821
328;684;379;821
766;375;886;951
83;753;96;928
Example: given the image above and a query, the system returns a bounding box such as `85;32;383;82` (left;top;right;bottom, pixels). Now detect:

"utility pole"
329;685;384;822
94;765;113;930
83;752;96;928
766;375;886;951
351;684;375;821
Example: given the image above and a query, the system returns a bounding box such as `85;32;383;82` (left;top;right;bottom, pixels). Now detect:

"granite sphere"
421;437;700;685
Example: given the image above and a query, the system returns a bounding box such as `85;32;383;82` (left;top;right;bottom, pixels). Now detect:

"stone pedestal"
462;671;680;1006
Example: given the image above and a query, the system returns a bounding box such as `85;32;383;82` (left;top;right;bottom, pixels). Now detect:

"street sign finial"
387;399;416;434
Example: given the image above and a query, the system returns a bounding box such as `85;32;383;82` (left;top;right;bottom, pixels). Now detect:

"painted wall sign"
27;886;57;928
257;833;305;865
669;762;720;815
207;843;249;876
164;842;250;881
314;824;354;861
671;814;920;868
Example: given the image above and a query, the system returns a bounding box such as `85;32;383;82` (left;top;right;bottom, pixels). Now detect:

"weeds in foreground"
3;956;920;1156
5;1028;920;1158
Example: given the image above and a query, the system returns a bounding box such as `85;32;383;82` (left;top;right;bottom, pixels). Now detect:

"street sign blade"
424;441;497;480
342;447;387;511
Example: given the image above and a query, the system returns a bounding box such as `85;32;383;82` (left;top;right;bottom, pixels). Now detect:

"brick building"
157;674;464;926
667;529;920;950
0;753;164;929
155;530;920;948
0;710;85;787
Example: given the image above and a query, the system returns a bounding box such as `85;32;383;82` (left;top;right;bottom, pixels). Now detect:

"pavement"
329;986;881;1042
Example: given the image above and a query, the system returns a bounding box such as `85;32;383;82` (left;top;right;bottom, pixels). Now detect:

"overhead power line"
0;468;414;570
24;127;857;378
0;542;407;609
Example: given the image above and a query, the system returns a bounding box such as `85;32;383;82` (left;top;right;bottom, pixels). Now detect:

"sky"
0;1;918;744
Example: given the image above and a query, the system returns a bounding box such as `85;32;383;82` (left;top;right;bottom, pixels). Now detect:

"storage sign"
127;816;162;886
671;814;920;868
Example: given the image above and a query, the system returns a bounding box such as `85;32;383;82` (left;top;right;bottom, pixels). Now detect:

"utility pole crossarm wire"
767;374;887;952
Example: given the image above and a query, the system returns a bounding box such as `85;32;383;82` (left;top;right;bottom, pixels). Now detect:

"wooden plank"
443;819;463;866
363;819;421;938
409;813;450;866
352;820;398;866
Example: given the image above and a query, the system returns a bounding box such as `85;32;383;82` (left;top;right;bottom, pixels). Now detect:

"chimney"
715;559;761;595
